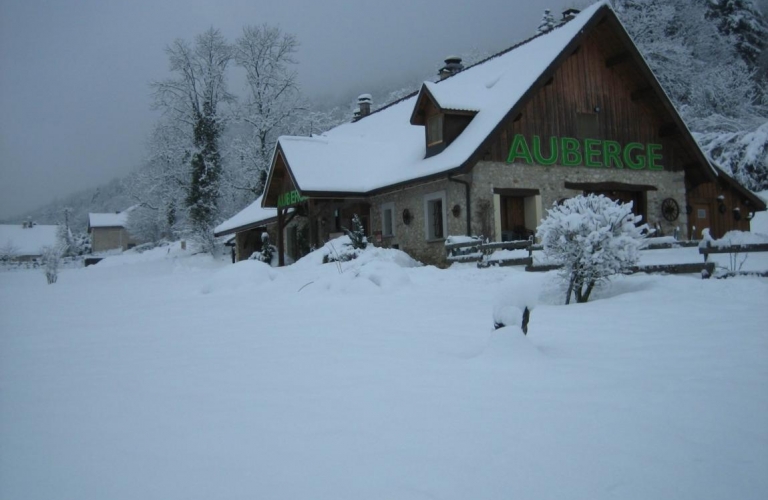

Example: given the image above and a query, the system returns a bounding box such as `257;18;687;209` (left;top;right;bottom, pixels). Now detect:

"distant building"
220;1;766;266
88;208;138;252
0;223;60;261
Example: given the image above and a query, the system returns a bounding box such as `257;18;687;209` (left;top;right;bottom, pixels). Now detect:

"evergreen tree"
706;0;768;74
537;9;557;34
187;102;222;240
343;214;367;250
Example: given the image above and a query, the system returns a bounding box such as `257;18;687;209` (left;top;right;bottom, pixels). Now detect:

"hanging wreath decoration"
661;198;679;222
402;209;412;225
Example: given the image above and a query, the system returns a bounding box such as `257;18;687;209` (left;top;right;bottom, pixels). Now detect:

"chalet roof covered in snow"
268;1;609;198
88;208;133;229
214;195;279;236
0;224;59;256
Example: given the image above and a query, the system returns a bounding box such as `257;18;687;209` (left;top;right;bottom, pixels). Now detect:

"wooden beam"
605;51;631;68
544;76;554;87
630;86;655;101
277;207;285;267
565;181;658;192
658;123;679;138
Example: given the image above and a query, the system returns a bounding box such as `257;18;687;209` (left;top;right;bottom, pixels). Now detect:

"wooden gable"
467;6;717;188
410;83;477;158
262;146;301;209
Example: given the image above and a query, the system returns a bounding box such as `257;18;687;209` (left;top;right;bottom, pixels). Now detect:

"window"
381;202;395;237
427;114;443;145
424;191;447;240
576;112;599;139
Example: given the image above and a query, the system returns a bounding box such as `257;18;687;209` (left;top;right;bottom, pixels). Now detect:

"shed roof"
88;209;131;229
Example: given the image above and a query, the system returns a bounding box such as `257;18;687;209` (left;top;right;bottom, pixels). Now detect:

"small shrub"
41;246;62;284
342;214;367;250
538;194;646;304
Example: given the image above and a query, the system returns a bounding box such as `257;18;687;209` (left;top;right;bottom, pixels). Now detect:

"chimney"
356;94;372;118
438;56;464;81
562;8;580;21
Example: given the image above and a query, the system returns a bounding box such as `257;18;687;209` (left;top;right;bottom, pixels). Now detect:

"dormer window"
427;114;443;145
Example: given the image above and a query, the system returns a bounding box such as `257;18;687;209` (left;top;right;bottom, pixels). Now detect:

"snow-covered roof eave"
263;1;614;196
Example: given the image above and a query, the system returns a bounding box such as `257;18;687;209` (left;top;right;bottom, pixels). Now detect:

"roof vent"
354;93;372;121
562;8;580;21
438;56;464;81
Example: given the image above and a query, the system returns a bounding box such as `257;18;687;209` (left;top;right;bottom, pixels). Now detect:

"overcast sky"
0;0;575;219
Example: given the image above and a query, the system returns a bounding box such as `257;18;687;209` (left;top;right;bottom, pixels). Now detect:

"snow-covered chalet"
216;1;766;266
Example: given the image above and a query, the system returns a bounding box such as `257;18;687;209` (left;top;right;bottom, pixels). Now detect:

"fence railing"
446;237;741;277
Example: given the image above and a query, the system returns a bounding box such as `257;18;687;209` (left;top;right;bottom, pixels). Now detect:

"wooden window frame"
424;191;447;241
381;202;395;237
427;114;443;146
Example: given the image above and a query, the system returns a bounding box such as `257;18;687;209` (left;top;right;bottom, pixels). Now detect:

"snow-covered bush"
250;232;276;265
342;214;367;250
538;194;647;304
323;238;364;264
41;245;62;284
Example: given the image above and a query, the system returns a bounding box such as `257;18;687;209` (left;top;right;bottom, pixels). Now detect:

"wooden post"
277;207;285;267
308;199;318;250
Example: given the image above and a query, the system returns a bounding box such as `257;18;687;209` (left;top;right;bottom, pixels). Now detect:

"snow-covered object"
705;230;768;248
0;224;60;257
538;194;646;303
88;208;133;228
536;8;557;34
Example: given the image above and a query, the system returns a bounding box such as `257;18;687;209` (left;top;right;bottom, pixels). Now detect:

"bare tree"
230;25;306;197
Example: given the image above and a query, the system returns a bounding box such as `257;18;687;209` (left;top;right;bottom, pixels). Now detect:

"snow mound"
703;230;768;248
481;326;541;362
201;260;276;294
294;235;422;269
92;241;191;267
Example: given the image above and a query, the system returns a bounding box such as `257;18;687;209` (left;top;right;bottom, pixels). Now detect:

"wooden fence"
446;238;728;277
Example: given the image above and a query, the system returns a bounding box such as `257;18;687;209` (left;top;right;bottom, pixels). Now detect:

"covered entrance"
565;181;654;222
494;188;541;241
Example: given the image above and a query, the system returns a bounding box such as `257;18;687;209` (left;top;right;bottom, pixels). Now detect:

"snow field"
1;243;767;500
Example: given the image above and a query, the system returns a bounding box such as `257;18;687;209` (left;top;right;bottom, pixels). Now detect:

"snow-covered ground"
1;241;767;500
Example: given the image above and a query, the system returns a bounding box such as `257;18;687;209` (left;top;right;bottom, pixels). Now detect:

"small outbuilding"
88;209;138;252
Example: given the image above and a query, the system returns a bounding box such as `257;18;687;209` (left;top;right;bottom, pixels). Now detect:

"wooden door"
500;196;526;241
690;202;712;240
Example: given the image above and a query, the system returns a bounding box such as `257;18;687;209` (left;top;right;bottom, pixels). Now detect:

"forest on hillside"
8;0;767;243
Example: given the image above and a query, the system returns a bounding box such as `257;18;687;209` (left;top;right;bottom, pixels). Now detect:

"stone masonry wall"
369;179;468;266
366;163;687;266
470;161;689;239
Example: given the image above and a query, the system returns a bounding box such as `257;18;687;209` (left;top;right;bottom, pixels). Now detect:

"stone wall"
365;162;687;266
369;178;468;266
471;161;688;239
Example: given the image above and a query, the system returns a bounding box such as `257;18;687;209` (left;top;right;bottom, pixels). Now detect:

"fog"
0;0;575;219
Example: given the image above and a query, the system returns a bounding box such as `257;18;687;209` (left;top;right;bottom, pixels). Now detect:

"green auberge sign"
507;134;663;170
277;189;307;208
